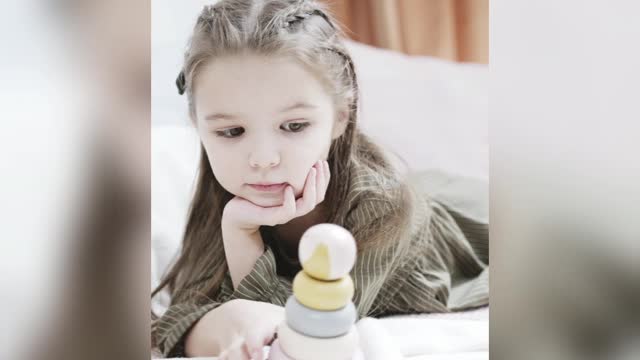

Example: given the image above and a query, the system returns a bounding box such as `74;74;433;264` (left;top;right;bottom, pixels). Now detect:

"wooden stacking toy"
269;224;361;360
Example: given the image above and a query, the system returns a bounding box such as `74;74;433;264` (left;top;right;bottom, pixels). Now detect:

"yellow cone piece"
293;271;354;311
302;243;331;280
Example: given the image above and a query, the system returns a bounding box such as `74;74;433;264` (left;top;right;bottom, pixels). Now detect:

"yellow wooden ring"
293;271;354;311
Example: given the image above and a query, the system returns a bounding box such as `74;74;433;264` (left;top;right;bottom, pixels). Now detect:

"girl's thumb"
245;333;266;360
251;349;262;360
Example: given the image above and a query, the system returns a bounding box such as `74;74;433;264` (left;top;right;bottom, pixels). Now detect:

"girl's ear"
331;109;349;139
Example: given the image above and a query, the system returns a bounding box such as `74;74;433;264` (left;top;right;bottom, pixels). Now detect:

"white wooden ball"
298;223;357;280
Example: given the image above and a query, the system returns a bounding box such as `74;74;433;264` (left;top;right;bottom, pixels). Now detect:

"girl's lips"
247;183;287;192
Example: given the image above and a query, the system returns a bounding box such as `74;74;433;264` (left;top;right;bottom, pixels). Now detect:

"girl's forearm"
222;225;265;289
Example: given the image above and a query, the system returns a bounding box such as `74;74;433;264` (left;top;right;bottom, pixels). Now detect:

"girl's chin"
241;185;303;208
245;195;285;208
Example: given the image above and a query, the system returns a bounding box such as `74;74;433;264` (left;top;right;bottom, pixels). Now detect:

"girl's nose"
249;147;280;169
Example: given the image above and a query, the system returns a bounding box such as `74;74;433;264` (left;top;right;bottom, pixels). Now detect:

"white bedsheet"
159;307;488;360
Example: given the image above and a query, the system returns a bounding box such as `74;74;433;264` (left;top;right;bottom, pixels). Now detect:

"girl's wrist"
221;221;266;289
221;214;260;235
221;223;264;249
221;204;261;233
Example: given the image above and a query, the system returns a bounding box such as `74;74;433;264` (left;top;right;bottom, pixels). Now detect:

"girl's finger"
294;168;314;213
315;161;326;203
278;185;296;223
225;334;248;360
244;333;266;360
218;348;229;360
242;346;262;360
266;186;292;226
324;160;331;188
320;160;330;202
252;204;274;226
239;341;254;360
296;168;316;216
226;340;250;360
227;345;249;360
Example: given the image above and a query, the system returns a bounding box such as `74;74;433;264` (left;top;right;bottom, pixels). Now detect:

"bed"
154;307;488;359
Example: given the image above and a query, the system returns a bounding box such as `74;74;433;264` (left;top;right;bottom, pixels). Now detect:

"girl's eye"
215;127;245;138
281;122;310;133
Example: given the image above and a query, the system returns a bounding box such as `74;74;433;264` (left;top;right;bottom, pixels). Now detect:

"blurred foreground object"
0;0;150;359
491;0;640;359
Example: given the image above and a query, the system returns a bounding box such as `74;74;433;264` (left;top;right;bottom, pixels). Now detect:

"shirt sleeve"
152;301;221;357
381;199;489;315
228;244;293;306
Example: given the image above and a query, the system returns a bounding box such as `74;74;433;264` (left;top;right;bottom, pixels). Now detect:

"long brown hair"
152;0;412;312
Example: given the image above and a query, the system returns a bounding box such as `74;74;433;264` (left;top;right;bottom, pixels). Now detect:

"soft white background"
153;0;214;127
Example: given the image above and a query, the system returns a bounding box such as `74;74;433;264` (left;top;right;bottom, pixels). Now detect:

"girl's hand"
186;299;284;360
222;160;330;232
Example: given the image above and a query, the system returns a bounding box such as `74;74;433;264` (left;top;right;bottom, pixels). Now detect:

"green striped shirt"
152;158;489;357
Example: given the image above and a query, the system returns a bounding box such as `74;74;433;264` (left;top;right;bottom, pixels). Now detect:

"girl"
152;1;488;359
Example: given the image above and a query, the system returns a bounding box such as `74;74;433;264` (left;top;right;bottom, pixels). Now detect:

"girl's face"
194;54;347;207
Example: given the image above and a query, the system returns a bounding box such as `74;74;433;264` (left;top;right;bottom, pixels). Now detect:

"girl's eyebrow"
280;101;317;113
204;101;316;122
204;113;238;122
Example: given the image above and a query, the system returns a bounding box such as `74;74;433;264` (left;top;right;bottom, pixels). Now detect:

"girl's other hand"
222;160;330;232
186;299;284;360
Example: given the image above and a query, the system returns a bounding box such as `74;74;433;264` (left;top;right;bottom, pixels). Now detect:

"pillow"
345;41;488;180
408;170;488;223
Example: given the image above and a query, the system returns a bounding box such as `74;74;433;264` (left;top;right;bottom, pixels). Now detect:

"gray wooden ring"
285;296;356;338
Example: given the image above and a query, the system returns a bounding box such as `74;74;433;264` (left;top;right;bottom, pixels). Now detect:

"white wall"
152;0;219;126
